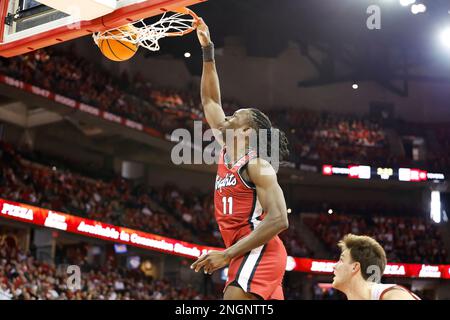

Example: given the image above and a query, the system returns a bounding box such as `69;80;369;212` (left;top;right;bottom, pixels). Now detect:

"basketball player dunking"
332;234;421;300
190;18;290;300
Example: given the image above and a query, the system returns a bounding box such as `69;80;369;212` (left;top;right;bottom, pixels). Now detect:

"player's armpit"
381;289;417;300
247;158;289;230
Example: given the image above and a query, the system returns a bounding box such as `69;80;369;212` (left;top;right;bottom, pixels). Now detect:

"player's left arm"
191;158;289;274
381;289;417;300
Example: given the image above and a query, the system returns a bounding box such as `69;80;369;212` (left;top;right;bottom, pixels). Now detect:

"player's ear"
352;262;361;274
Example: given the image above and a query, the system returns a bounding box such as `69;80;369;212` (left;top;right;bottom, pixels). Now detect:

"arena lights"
286;256;297;272
411;3;426;14
322;165;445;182
322;165;333;175
377;167;394;180
398;168;427;182
430;191;442;224
441;27;450;48
399;0;416;7
349;165;371;179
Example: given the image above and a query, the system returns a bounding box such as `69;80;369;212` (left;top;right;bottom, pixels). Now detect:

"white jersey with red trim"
371;283;421;300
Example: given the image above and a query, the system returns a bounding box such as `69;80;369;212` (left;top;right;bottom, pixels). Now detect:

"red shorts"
223;236;287;300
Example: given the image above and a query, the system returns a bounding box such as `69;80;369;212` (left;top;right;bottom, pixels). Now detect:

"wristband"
202;42;215;62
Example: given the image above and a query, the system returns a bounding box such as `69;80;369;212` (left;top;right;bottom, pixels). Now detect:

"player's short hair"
338;234;387;281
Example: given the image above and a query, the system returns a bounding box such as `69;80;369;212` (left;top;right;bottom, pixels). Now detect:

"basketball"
97;26;138;61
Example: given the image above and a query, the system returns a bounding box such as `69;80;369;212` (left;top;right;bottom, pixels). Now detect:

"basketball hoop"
92;7;199;53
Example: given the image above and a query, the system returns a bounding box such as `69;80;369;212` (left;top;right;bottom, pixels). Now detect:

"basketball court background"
0;0;449;300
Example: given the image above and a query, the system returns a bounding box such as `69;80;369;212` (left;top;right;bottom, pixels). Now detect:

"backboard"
0;0;205;57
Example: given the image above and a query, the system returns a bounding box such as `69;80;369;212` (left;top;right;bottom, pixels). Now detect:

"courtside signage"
1;198;449;279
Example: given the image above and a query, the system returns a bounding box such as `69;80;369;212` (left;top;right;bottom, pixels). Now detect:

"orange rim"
164;7;199;37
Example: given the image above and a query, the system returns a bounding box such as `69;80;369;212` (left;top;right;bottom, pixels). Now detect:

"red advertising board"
290;257;450;279
1;198;449;278
0;198;220;259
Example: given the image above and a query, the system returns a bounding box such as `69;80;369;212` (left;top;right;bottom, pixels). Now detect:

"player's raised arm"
222;159;289;261
196;18;226;140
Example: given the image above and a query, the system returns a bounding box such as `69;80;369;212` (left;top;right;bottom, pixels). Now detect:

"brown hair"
338;234;387;281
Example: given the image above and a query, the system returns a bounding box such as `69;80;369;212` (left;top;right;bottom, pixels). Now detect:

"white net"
92;9;197;52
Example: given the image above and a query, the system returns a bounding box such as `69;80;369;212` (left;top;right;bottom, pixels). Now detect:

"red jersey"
214;147;287;300
214;147;264;248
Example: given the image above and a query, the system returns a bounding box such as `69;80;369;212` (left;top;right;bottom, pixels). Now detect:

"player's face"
219;109;252;139
332;249;357;290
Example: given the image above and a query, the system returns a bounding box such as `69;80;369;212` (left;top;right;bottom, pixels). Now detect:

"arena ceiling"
150;0;450;94
172;0;450;55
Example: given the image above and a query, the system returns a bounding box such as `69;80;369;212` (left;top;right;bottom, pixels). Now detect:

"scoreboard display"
322;164;445;182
